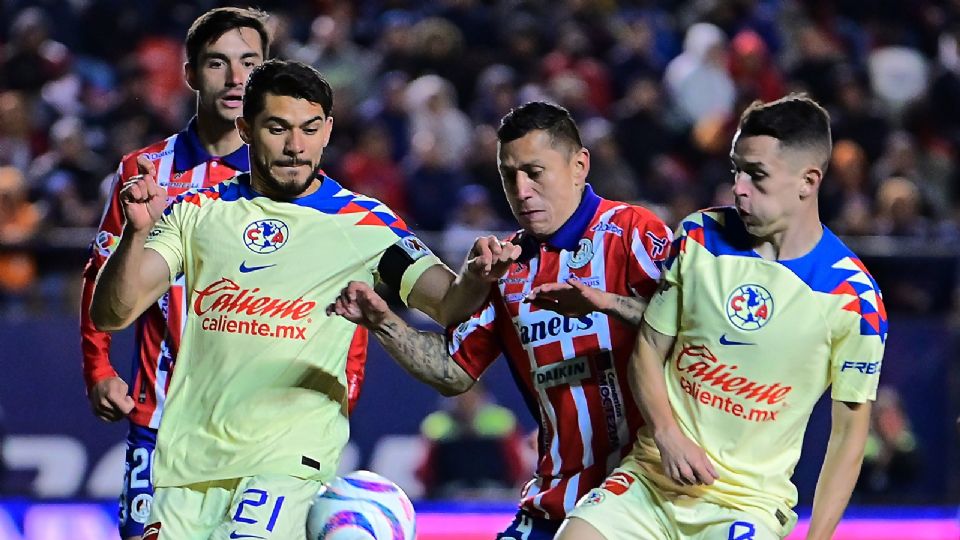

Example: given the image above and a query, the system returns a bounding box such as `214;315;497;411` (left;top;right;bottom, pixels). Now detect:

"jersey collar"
542;184;601;251
173;117;250;173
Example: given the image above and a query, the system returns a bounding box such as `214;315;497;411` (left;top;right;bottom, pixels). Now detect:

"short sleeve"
642;220;686;338
445;299;502;380
829;293;887;402
144;204;187;283
624;208;673;300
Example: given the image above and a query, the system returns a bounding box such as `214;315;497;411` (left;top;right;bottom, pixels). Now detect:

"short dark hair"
243;59;334;120
737;93;832;170
185;7;270;67
497;101;583;155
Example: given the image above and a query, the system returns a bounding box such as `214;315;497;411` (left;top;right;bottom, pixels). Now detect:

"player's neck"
754;211;823;261
195;114;245;157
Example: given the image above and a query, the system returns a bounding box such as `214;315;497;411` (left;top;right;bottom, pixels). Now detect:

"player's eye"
243;61;258;68
268;126;286;135
207;60;224;69
303;128;319;135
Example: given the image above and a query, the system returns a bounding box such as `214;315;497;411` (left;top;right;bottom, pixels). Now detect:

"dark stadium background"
0;1;957;538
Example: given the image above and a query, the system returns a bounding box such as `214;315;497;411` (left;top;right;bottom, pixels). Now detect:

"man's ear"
236;116;252;144
184;62;198;92
574;147;590;188
799;166;823;199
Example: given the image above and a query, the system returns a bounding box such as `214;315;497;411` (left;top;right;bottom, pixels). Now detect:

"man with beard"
78;9;274;539
90;59;516;539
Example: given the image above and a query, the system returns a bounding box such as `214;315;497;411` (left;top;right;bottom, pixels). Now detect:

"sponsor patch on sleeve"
95;231;119;257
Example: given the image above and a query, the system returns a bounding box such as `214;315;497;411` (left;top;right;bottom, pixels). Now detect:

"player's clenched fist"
466;235;522;282
120;155;167;233
89;376;135;422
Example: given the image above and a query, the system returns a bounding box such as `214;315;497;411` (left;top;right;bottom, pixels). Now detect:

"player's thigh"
211;474;323;540
495;508;560;540
144;480;235;540
119;425;157;539
674;502;782;540
564;469;672;540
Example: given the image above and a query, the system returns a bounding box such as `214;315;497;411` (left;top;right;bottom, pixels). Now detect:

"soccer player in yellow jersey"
90;60;517;540
558;94;887;540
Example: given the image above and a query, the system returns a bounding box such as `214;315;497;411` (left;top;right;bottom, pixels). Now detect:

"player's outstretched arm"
408;235;521;327
525;277;649;326
90;156;172;331
630;321;719;486
328;281;475;396
806;400;872;540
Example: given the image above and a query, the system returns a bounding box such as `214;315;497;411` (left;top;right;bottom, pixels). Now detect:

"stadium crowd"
1;0;959;311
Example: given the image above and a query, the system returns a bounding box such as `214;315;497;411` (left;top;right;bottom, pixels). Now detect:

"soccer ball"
306;470;416;540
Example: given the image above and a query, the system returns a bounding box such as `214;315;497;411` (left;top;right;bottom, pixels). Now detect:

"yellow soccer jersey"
144;173;441;487
624;207;888;535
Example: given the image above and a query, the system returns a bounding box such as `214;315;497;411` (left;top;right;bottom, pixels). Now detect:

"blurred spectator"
442;184;510;263
373;9;418;75
470;64;518;126
496;14;543;87
613;76;673;199
405;74;472;170
0;167;41;304
663;22;735;127
464;123;514;223
405;130;466;231
607;12;664;98
580;117;639;202
0;7;69;93
293;14;377;104
823;140;874;236
0;90;42;173
359;71;412;163
830;73;890;162
339;123;408;217
873;131;955;219
856;386;920;503
868;44;929;117
88;59;170;160
874;176;929;238
547;72;598;123
542;22;614;115
29;116;107;228
728;29;785;102
409;17;473;106
416;383;524;499
787;23;847;106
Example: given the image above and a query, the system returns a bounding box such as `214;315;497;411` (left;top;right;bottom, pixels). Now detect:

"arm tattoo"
372;320;472;395
606;294;648;327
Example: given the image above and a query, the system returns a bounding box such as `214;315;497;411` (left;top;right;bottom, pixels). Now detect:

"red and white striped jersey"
80;119;369;428
446;185;671;521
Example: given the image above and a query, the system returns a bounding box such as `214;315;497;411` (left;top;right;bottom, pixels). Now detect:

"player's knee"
554;516;607;540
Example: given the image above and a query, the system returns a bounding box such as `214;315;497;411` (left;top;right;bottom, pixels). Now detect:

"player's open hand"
524;277;611;316
654;426;719;486
89;376;135;422
120;155;167;233
465;235;521;282
326;281;393;330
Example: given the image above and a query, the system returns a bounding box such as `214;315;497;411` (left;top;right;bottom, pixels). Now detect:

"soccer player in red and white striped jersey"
329;101;671;539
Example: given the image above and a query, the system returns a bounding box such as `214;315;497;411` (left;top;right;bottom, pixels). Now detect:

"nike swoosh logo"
719;334;755;346
229;533;264;539
239;261;276;273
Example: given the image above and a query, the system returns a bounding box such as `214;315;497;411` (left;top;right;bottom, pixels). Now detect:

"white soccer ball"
306;470;416;540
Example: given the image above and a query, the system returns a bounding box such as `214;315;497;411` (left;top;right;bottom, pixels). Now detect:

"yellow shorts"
143;474;322;540
567;468;783;540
